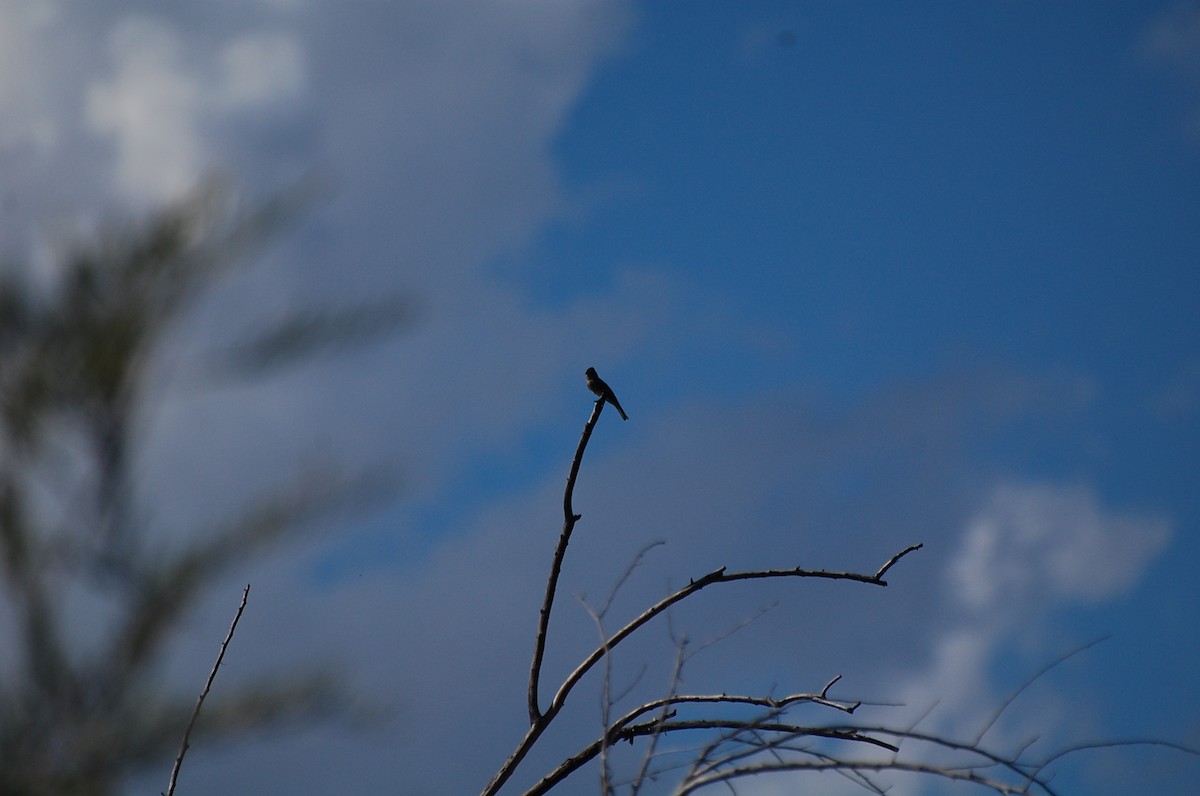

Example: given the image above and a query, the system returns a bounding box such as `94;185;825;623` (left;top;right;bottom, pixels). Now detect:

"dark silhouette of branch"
622;681;861;729
666;702;1200;796
546;547;921;723
525;716;898;796
525;678;865;796
164;583;250;796
628;634;687;794
528;400;603;724
874;542;924;581
575;541;665;795
480;373;1195;795
481;387;924;796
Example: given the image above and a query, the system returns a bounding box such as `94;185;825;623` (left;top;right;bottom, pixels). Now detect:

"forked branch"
482;389;924;796
548;546;922;718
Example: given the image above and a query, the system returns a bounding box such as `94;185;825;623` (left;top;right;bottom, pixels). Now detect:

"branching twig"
164;583;250;796
621;688;861;730
482;378;1196;795
483;391;924;796
525;717;899;796
629;639;687;794
669;716;1057;796
549;548;921;720
676;756;1044;796
669;726;1196;796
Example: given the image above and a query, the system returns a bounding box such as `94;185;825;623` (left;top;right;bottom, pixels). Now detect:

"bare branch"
1027;738;1200;788
622;689;860;726
596;540;666;619
488;535;920;796
873;542;923;582
667;715;1078;796
528;400;602;725
164;583;250;796
525;717;898;796
575;595;617;795
676;756;1043;796
971;636;1108;747
549;548;919;719
480;370;1197;796
629;641;687;794
108;465;385;693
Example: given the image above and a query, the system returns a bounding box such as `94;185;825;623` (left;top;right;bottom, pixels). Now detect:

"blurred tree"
0;182;406;795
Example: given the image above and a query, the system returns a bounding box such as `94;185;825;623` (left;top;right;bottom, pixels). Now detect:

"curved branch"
549;545;922;717
524;717;897;796
677;756;1050;796
874;542;923;581
528;400;603;724
672;717;1076;796
615;685;860;734
486;386;927;796
483;401;606;796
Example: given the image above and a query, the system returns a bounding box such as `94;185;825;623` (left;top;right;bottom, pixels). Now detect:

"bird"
585;367;628;421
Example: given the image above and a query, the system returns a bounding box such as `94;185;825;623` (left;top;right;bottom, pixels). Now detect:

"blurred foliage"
0;182;406;795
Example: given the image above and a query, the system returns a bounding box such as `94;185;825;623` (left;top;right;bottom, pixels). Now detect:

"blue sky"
2;2;1199;794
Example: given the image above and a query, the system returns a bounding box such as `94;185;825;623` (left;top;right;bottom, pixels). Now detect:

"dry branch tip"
874;542;923;582
164;583;250;796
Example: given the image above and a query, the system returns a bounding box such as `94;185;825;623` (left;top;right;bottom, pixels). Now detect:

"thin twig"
164;583;250;796
524;717;899;796
972;636;1108;747
576;596;617;795
1028;738;1200;788
676;756;1044;796
873;542;923;582
630;637;688;793
489;543;922;795
598;540;666;619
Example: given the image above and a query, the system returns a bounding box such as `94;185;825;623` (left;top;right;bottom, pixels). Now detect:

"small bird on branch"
585;367;628;421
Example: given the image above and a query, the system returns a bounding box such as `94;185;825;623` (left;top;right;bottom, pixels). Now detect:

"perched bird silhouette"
585;367;628;421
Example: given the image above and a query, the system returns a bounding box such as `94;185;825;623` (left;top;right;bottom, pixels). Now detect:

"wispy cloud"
85;17;306;202
1140;2;1200;141
950;483;1170;613
887;482;1170;767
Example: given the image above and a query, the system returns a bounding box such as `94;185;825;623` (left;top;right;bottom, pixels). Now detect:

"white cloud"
85;17;306;203
0;0;63;152
20;3;1188;793
950;482;1171;613
866;481;1174;790
86;17;207;202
